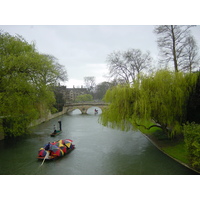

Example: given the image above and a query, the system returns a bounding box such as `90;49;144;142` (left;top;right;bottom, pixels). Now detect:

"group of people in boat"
38;119;76;160
38;139;74;160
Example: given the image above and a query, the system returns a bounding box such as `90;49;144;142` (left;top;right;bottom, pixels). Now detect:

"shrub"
183;122;200;171
75;94;93;102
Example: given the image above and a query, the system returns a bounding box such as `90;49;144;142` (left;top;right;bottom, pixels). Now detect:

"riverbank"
0;107;68;141
140;126;200;174
29;107;68;128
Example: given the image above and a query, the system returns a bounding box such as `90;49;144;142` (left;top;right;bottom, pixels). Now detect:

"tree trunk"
171;25;179;72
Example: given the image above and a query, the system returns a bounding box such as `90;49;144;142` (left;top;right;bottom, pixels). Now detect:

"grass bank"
137;121;199;173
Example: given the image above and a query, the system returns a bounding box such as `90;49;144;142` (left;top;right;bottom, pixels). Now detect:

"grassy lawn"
137;121;189;165
162;140;189;164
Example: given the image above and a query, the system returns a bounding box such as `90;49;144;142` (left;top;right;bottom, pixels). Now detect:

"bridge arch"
67;108;82;114
66;106;104;114
86;106;103;115
64;102;108;115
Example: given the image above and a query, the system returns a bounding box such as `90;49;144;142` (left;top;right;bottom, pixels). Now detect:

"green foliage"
137;70;198;137
0;31;67;137
100;70;198;138
53;86;65;112
162;140;189;164
187;76;200;123
75;94;93;102
94;81;111;100
183;123;200;170
100;84;135;131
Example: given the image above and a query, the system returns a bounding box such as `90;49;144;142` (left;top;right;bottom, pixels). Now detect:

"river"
0;107;197;175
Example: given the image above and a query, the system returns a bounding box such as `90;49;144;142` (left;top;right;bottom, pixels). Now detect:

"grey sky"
1;25;200;87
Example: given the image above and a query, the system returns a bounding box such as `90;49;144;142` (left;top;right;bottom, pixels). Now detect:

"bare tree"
154;25;196;72
107;51;130;84
84;76;96;93
124;49;152;75
107;49;152;84
182;36;200;72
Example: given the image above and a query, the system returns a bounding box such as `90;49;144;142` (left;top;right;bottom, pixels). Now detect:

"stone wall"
29;107;68;127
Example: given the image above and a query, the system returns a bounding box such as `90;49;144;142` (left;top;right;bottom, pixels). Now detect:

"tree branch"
134;121;162;130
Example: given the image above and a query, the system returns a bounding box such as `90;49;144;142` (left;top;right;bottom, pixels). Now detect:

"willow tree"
0;31;67;137
100;70;198;138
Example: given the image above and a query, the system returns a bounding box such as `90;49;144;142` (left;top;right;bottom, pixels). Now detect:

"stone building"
66;87;88;102
55;85;88;103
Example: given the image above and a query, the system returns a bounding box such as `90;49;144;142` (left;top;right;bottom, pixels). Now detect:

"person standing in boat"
58;119;62;131
53;125;56;134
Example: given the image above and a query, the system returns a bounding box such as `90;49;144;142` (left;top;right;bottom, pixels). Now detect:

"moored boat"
37;139;75;160
50;120;62;137
50;130;62;137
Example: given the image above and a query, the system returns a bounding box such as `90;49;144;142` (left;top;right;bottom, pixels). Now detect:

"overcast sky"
1;25;200;88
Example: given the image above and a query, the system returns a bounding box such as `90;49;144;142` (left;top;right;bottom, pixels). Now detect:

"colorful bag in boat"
49;144;64;157
60;146;67;153
56;140;68;154
61;139;72;148
50;141;57;145
38;148;47;157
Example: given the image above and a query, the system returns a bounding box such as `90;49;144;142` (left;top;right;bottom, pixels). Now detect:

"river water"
0;107;197;175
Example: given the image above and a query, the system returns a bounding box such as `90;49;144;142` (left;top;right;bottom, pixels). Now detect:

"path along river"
0;107;198;175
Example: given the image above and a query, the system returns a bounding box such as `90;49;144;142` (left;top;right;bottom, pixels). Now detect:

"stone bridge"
64;102;109;114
